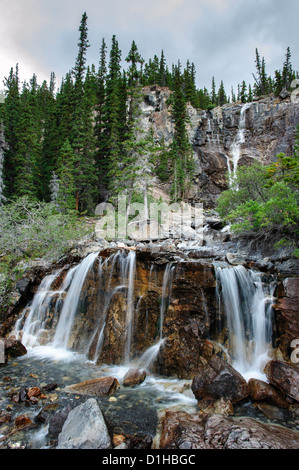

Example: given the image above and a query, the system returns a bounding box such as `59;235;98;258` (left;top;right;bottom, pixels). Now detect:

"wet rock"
27;387;41;399
158;410;299;449
48;406;71;439
273;278;299;360
265;360;299;402
41;383;57;392
125;433;153;449
248;378;290;408
197;397;234;416
113;434;126;447
123;369;146;387
56;398;112;449
15;415;32;427
191;355;249;404
0;412;11;424
4;336;27;358
226;252;248;266
65;376;120;397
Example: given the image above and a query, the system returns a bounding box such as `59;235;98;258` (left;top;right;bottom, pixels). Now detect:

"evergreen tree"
68;12;98;212
170;75;194;201
239;81;247;103
217;80;227;106
211;76;217;105
0;120;7;205
56;139;77;212
2;65;20;196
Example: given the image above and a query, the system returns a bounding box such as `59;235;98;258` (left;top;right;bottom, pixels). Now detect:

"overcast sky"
0;0;298;95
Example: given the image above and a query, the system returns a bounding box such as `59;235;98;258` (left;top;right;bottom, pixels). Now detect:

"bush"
0;196;89;261
216;158;299;250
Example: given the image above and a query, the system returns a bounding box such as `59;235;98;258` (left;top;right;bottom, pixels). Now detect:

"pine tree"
170;75;194;201
2;65;20;197
239;81;247;103
217;80;227;106
211;76;217;105
69;12;98;212
56;139;77;212
0;120;7;205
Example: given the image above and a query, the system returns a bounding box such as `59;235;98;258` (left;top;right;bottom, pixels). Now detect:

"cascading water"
227;102;252;185
215;264;275;381
52;251;99;350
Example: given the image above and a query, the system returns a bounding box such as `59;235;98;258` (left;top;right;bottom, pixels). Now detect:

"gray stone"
56;398;112;449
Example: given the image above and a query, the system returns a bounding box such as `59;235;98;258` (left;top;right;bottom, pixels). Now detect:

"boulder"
248;378;289;408
4;336;27;358
191;355;249;404
265;360;299;402
226;252;248;266
56;398;112;449
64;376;120;397
123;368;146;387
273;278;299;359
158;410;299;449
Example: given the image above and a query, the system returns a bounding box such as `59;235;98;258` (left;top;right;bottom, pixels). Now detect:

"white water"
159;263;175;339
216;264;275;380
228;102;252;186
52;251;99;349
16;271;62;348
121;250;136;364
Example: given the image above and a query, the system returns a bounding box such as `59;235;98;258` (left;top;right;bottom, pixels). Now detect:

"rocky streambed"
0;333;298;450
0;230;299;450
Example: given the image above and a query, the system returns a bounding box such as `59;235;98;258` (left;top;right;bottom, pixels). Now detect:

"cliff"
139;86;299;207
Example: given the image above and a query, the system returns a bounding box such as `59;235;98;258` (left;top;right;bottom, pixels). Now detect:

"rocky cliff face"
140;86;299;207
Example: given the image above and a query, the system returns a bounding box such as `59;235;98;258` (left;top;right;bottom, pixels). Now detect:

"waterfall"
16;271;63;348
159;263;175;339
228;102;252;185
216;264;275;380
52;251;99;350
121;251;136;364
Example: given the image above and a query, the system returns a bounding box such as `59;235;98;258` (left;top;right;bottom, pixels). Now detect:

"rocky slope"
140;85;299;207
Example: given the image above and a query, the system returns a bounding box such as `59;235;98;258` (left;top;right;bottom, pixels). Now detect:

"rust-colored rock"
65;376;120;397
123;368;146;387
273;278;299;360
265;360;299;402
15;415;32;427
27;387;41;399
248;378;289;408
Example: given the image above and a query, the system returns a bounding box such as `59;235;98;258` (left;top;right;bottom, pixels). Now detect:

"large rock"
157;410;299;449
4;336;27;358
64;377;120;397
123;368;146;387
56;398;111;449
265;360;299;402
248;378;289;408
273;278;299;360
191;356;249;404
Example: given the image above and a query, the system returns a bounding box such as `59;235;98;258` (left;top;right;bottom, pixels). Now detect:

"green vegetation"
216;141;299;253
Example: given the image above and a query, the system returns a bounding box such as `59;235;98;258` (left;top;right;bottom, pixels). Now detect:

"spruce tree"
2;65;20;197
170;76;194;201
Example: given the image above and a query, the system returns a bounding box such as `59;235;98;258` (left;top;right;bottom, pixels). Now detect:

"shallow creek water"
1;346;298;449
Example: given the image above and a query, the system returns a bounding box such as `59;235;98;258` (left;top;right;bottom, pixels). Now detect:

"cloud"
0;0;298;94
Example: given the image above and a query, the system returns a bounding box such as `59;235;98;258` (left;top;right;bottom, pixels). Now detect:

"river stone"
158;410;299;449
248;378;289;408
64;376;120;397
265;360;299;402
123;368;146;387
4;336;27;358
191;355;249;404
57;398;111;449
